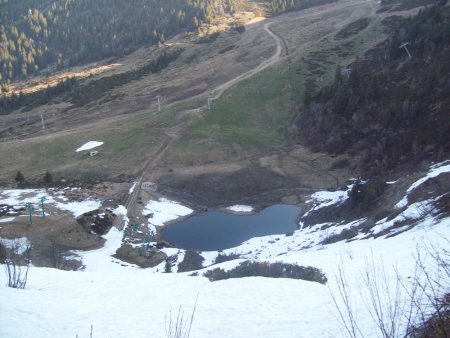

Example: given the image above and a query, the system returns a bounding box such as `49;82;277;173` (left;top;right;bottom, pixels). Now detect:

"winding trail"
117;15;289;228
211;21;285;100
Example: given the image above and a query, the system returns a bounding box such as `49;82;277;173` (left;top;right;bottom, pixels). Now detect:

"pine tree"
15;171;25;185
164;259;172;273
43;170;52;183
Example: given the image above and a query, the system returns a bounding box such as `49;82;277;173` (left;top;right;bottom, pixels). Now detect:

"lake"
161;204;301;251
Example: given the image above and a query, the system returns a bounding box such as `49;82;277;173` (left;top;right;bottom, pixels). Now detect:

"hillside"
0;0;241;86
0;0;340;88
297;1;450;173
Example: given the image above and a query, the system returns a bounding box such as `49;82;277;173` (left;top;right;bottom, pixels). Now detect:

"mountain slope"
0;0;240;85
297;1;450;173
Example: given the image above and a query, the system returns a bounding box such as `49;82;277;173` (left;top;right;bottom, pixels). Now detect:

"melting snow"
0;214;448;338
144;198;193;226
75;141;104;152
128;182;137;194
308;188;350;208
1;162;449;337
0;237;30;254
372;198;439;235
396;160;450;208
54;200;101;218
0;189;101;218
0;217;16;223
75;205;134;272
226;205;254;213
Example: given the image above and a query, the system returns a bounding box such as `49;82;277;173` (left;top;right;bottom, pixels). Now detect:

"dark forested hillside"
297;1;450;173
0;0;238;86
268;0;337;14
252;0;337;15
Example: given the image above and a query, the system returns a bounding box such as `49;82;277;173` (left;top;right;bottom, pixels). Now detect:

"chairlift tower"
156;95;162;112
399;42;412;58
342;66;351;78
207;90;214;110
39;196;46;218
207;97;213;110
40;113;45;129
25;203;34;224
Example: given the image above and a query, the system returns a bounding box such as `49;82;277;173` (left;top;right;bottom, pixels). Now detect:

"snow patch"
56;200;101;218
144;198;193;226
0;189;50;205
308;189;349;208
226;205;254;213
75;205;135;272
0;189;102;218
302;185;353;219
373;198;438;235
0;217;16;223
0;237;30;254
128;182;137;194
396;160;450;208
75;141;104;152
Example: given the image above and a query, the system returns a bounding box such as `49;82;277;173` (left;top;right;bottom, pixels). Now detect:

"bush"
14;171;25;186
43;170;53;183
0;243;5;263
235;25;246;33
204;261;327;284
3;240;32;289
196;32;219;44
177;251;204;273
165;255;177;273
204;267;229;281
214;253;240;265
349;179;385;211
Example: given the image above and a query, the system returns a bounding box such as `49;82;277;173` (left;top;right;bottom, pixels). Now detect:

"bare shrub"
329;265;364;338
3;239;32;289
404;242;450;337
165;300;197;338
361;256;404;338
177;251;204;273
330;242;450;337
214;252;240;265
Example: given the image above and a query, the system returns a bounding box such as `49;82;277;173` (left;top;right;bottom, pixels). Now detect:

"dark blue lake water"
161;204;301;251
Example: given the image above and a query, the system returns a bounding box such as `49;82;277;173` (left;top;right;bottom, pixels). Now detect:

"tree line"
0;48;183;114
0;0;238;86
297;1;450;172
269;0;337;14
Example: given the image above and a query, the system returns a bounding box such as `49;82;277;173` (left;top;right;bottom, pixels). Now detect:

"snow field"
1;161;449;337
0;267;332;338
143;198;193;226
1;215;448;337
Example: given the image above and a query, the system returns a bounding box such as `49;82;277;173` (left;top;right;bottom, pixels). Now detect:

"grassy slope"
0;0;390;182
162;64;297;167
160;2;384;168
1;111;166;181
